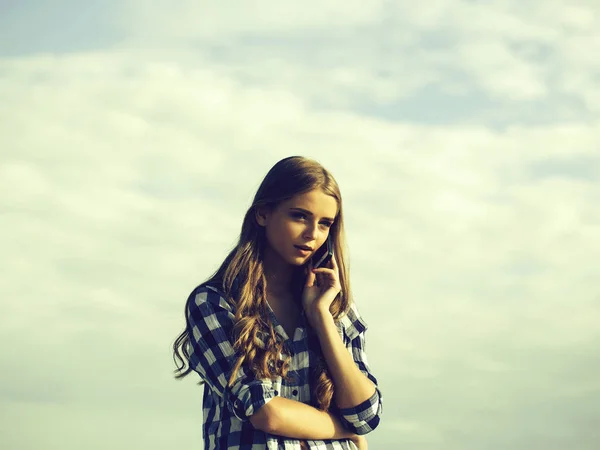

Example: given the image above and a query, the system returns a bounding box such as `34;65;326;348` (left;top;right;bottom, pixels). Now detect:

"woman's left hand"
302;256;342;324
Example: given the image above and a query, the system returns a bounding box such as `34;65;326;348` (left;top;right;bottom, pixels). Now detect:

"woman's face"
257;189;338;266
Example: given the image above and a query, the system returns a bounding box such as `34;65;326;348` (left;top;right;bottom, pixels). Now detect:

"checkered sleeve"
338;306;383;435
185;286;276;422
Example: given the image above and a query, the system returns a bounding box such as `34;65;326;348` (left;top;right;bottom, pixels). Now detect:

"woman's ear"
255;206;270;226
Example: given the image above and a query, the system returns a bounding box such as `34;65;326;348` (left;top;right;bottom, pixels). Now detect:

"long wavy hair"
172;156;352;411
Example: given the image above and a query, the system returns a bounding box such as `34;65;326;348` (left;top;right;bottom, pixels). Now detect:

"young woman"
173;156;382;449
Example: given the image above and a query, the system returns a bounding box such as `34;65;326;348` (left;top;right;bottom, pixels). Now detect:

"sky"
1;1;599;449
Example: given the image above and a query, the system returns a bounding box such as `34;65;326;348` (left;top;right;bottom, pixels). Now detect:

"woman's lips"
294;245;312;255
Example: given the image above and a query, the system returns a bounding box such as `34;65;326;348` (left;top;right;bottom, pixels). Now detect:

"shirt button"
292;389;298;396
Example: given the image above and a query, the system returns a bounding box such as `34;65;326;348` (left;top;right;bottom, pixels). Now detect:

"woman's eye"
290;212;332;227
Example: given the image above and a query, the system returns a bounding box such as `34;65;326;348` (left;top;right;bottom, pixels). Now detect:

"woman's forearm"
312;310;376;409
250;396;356;440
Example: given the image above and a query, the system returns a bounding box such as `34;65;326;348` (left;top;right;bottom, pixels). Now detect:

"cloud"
1;1;599;448
119;0;386;39
111;0;600;116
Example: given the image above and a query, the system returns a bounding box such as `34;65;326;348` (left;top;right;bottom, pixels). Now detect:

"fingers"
305;269;316;287
311;268;336;286
311;268;335;275
306;261;317;286
312;256;337;274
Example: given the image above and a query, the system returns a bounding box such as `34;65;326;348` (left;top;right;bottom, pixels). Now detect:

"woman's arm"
250;396;356;440
312;310;376;408
304;258;383;435
311;307;382;435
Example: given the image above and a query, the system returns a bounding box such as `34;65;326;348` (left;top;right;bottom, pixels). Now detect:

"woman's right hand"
350;435;368;450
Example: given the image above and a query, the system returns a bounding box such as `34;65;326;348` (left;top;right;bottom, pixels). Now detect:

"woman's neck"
262;246;295;296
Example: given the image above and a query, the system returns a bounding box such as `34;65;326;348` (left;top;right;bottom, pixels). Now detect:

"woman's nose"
303;223;318;239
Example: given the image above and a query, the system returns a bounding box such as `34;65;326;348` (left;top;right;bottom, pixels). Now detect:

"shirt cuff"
338;387;382;435
228;380;276;421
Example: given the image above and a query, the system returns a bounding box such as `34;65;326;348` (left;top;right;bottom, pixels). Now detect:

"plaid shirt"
185;282;383;449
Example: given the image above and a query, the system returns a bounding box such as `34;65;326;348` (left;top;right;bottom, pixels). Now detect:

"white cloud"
119;0;385;40
457;38;547;100
111;0;600;112
1;1;600;448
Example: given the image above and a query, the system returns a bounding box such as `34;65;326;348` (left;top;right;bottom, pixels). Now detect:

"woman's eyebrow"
289;207;335;222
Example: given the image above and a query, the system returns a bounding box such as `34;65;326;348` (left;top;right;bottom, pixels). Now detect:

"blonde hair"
173;156;352;411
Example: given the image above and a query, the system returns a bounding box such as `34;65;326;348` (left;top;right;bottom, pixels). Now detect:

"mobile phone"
312;235;334;268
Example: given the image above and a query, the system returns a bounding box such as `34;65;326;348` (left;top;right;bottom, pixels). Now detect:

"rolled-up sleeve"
185;286;275;421
338;307;383;435
338;386;382;435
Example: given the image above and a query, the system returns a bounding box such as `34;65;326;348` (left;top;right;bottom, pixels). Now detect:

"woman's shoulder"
187;280;232;312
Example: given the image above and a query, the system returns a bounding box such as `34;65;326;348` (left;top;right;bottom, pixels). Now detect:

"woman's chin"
290;259;307;266
289;255;310;266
